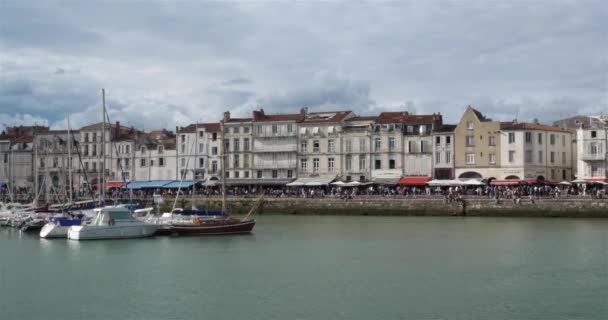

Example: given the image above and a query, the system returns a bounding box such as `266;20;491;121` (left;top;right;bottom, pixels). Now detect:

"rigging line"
69;129;95;201
171;137;197;215
103;108;128;205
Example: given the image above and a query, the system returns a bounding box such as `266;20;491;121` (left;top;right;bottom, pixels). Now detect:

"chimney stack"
115;121;120;139
223;111;231;122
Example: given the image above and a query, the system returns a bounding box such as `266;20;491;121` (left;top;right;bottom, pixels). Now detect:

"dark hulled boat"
167;217;255;235
162;118;260;236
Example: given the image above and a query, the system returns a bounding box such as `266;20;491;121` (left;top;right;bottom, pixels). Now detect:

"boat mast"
33;135;38;206
130;129;136;203
67;114;73;203
220;119;226;213
101;88;106;204
193;121;198;209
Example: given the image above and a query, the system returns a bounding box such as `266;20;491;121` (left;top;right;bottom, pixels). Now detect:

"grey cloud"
222;78;253;86
0;79;34;96
0;1;605;130
256;75;375;114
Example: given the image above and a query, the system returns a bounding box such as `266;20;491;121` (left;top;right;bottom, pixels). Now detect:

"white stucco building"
576;125;607;180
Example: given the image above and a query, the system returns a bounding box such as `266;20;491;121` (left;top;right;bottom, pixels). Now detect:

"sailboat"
165;118;258;235
67;89;159;240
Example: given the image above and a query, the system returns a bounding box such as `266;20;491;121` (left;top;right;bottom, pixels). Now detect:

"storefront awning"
92;181;126;189
287;176;335;186
202;180;220;187
585;178;607;183
163;180;197;189
372;177;400;185
397;176;430;186
427;179;463;187
106;181;126;188
227;178;295;186
491;180;526;186
123;180;174;189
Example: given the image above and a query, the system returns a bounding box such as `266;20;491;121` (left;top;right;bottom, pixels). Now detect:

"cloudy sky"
0;0;606;131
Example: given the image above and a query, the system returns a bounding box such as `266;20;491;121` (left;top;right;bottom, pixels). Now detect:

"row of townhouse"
175;108;445;186
453;106;576;182
1;106;605;196
175;106;578;186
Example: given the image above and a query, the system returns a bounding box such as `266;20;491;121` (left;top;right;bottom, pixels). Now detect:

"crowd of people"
2;183;606;204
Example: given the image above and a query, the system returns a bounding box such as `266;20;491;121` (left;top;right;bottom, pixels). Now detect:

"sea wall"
164;197;608;218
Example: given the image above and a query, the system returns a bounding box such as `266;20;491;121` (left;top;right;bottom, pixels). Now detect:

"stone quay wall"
162;197;608;217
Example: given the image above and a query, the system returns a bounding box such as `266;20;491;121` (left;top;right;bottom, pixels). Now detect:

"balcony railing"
256;131;297;138
255;161;297;169
581;153;606;161
253;145;298;152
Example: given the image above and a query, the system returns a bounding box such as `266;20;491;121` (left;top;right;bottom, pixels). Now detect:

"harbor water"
1;215;607;320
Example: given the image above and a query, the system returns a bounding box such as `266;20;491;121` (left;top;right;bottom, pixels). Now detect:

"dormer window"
158;145;164;154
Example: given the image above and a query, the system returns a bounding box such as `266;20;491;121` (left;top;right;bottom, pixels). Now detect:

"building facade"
455;106;576;181
298;110;353;184
340;116;375;182
431;125;456;179
576;126;607;180
454;106;504;180
249;109;300;185
0;126;47;198
500;123;574;181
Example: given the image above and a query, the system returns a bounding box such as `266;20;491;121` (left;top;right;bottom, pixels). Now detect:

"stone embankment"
163;197;608;217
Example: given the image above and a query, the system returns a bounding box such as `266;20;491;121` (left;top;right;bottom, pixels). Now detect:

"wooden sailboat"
166;117;258;235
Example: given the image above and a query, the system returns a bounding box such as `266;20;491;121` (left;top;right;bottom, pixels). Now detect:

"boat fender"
108;219;116;226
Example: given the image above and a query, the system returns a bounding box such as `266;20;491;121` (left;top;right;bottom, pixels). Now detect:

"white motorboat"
40;216;86;238
67;206;159;240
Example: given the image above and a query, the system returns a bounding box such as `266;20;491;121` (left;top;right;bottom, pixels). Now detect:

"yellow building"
454;106;503;180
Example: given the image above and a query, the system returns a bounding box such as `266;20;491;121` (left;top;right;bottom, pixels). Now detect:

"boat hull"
68;224;159;240
40;223;69;238
168;219;256;235
20;221;45;232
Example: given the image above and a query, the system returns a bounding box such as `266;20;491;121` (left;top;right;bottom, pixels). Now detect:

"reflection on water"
66;238;81;254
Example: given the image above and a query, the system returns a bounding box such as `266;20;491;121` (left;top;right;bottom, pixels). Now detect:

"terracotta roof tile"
253;112;302;122
349;116;378;121
376;112;442;124
433;124;457;133
178;123;221;133
79;122;130;131
303;111;353;123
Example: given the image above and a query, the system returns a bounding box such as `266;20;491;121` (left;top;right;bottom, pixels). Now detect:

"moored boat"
167;216;255;235
40;215;85;238
67;206;159;240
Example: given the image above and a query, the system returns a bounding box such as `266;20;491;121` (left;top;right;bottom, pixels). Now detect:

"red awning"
491;180;525;186
398;176;430;186
585;178;606;183
92;181;126;189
